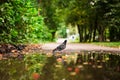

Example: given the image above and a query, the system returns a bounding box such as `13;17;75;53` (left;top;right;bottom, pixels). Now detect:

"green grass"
92;42;120;48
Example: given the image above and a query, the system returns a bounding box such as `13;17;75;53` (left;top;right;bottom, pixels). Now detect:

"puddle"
0;52;120;80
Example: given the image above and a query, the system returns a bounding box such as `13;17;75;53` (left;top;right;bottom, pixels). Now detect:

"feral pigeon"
53;40;67;54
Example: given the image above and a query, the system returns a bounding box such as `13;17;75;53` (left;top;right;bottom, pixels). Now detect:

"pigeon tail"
52;48;57;53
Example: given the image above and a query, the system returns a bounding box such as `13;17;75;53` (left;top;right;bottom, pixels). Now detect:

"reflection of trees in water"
75;53;120;80
0;59;26;80
1;53;120;80
41;53;120;80
41;56;56;80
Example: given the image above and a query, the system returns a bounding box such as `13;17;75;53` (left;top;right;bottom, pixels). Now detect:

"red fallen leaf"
57;58;63;62
74;67;80;74
11;50;17;53
67;67;73;71
32;72;40;80
88;62;92;65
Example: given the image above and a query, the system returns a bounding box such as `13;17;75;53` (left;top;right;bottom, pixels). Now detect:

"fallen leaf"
0;54;3;60
11;50;17;53
83;62;88;65
74;67;80;74
55;64;62;68
70;72;76;76
32;72;40;80
57;58;63;62
67;67;73;71
97;65;103;68
77;65;83;69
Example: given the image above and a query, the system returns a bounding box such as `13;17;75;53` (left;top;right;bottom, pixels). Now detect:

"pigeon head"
64;40;67;44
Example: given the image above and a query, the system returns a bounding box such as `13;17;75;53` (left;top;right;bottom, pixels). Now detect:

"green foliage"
56;25;67;38
0;0;51;43
92;42;120;48
40;0;62;40
24;54;47;74
25;9;52;43
65;0;89;25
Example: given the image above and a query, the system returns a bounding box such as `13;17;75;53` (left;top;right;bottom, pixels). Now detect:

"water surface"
0;52;120;80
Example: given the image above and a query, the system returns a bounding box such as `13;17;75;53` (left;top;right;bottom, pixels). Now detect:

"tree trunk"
93;12;98;42
51;31;56;41
81;26;84;42
88;30;92;42
84;26;86;42
109;26;118;42
104;30;106;41
118;28;120;41
88;24;93;42
97;25;105;42
77;24;83;42
77;24;80;42
93;27;97;42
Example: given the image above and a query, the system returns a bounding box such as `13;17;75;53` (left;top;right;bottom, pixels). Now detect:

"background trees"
64;0;120;42
0;0;120;43
41;0;119;42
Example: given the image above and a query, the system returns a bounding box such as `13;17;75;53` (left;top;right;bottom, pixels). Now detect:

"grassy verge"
91;42;120;48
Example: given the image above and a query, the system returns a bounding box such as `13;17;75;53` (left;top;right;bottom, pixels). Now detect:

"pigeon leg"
52;52;56;56
61;50;65;54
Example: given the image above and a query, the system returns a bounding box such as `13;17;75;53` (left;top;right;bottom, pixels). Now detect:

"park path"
42;42;120;53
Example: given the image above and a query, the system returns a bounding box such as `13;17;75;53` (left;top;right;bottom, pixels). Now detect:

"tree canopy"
0;0;120;43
